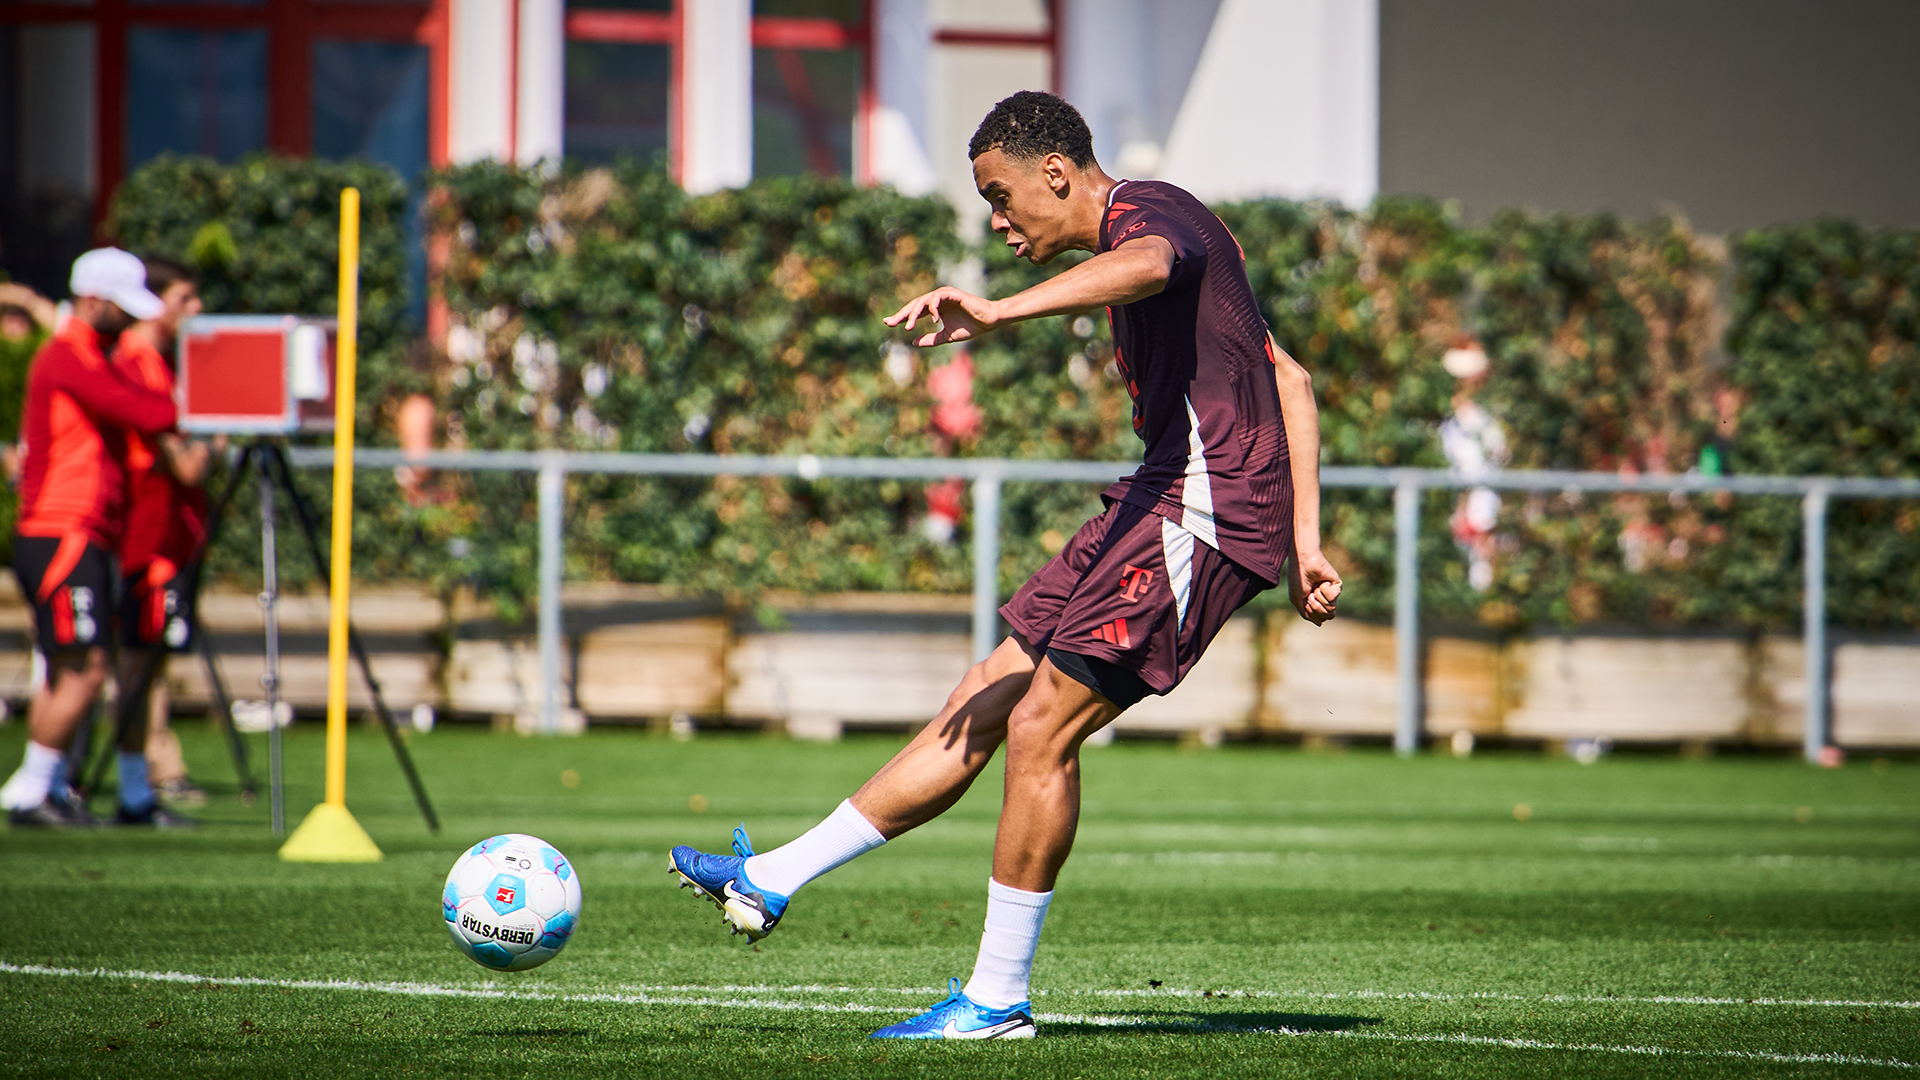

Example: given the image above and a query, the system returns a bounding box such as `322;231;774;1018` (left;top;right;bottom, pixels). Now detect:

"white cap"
69;247;165;321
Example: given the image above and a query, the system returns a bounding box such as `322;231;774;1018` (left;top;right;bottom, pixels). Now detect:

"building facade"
0;0;1376;293
4;0;1913;295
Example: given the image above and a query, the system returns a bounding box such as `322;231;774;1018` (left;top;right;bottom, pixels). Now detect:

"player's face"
81;296;138;337
157;281;202;340
973;149;1074;264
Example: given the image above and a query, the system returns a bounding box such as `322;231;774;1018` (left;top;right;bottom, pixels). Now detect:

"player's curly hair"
967;91;1096;167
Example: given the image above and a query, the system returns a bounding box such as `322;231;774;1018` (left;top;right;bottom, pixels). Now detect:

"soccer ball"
443;833;582;971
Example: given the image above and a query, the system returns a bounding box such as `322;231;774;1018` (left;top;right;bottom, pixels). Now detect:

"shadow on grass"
1043;1011;1381;1037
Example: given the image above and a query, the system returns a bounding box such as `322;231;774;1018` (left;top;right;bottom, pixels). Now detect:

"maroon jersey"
1098;179;1293;583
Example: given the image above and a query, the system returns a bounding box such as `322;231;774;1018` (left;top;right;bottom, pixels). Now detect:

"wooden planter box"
0;573;1910;748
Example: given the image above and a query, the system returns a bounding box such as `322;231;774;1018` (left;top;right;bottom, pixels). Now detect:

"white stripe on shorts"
1161;516;1195;626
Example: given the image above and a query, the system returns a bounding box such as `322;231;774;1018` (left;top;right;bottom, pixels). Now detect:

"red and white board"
176;314;338;435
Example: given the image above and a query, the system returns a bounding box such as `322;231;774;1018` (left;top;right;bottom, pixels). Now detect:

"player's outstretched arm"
883;236;1175;347
1272;335;1342;624
55;355;177;435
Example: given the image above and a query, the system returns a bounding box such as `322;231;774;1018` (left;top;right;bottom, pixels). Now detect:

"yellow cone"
279;802;383;862
278;187;379;866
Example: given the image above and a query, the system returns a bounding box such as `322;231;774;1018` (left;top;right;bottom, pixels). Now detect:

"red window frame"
561;3;681;178
564;1;879;185
934;0;1062;96
0;0;451;222
2;0;1064;218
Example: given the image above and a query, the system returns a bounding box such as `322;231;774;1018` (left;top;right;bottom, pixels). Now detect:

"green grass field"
2;720;1916;1078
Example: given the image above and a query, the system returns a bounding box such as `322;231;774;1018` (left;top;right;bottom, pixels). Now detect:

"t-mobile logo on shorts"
1118;565;1154;602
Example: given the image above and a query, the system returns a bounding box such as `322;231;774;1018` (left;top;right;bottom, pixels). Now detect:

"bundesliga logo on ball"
443;834;583;971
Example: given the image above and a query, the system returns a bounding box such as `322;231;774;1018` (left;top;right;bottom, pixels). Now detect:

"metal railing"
287;448;1920;761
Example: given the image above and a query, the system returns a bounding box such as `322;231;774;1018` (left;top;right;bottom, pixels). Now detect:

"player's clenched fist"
1289;549;1343;625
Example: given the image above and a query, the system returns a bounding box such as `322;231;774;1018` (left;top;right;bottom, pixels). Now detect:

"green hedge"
425;163;984;618
107;155;431;590
1725;221;1920;626
1221;199;1748;626
98;156;1918;632
109;154;415;398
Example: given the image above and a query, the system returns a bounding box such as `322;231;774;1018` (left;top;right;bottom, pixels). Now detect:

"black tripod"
83;440;438;833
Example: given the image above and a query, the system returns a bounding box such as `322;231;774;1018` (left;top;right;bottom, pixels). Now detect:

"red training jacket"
17;319;178;550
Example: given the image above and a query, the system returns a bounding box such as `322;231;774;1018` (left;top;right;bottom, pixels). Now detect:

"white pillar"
1159;0;1378;206
681;0;752;193
517;0;565;165
870;0;936;194
1062;0;1222;179
450;0;515;163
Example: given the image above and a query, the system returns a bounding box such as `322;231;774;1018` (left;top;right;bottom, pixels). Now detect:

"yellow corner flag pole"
281;187;382;863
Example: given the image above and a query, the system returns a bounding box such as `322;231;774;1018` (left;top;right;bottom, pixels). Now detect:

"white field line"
614;982;1920;1011
8;962;1912;1012
0;962;912;1016
3;962;1915;1071
1079;987;1920;1010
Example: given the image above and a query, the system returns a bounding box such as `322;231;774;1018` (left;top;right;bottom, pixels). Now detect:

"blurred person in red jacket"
113;256;216;819
0;248;176;827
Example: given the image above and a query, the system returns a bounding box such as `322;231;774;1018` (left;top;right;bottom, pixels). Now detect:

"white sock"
742;799;887;898
0;741;64;810
962;878;1053;1009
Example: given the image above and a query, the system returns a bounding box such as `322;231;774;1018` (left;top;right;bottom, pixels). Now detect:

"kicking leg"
846;633;1039;836
669;636;1039;938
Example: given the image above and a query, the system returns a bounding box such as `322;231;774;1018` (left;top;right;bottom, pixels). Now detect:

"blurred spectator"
113;256;213;817
1439;338;1507;592
0;248;176;828
0;281;58;483
1698;386;1741;478
925;479;965;545
927;348;983;446
394;391;437;505
923;349;982;545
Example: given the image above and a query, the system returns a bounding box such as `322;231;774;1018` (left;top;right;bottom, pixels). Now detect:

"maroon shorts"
1000;501;1271;706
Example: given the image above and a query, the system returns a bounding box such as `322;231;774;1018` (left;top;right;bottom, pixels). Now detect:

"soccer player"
668;91;1342;1039
111;256;213;823
0;248;176;827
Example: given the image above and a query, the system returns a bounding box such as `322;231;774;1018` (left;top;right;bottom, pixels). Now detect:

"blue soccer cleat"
870;979;1036;1040
667;825;789;940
